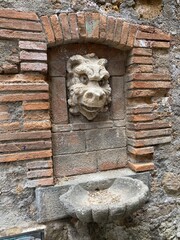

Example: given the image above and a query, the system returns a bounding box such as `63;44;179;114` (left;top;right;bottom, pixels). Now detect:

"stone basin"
59;177;149;223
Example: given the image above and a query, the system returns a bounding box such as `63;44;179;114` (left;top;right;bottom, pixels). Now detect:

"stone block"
97;148;127;171
52;131;86;155
50;77;68;124
35;169;149;223
86;127;126;151
53;152;97;177
110;76;125;120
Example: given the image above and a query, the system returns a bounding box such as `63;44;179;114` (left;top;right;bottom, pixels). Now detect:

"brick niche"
49;43;128;177
0;9;172;187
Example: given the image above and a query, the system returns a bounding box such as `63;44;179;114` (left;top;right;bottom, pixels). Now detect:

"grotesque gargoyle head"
67;53;111;120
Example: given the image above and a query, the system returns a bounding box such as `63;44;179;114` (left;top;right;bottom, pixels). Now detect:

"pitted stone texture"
67;53;111;120
59;177;149;223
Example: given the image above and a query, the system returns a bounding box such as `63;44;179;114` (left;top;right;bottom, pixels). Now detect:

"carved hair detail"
67;53;111;120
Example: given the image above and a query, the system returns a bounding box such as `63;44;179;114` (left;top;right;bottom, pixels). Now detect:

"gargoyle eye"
99;78;107;87
80;74;88;84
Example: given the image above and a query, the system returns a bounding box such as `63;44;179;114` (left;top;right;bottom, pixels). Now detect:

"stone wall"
0;0;179;239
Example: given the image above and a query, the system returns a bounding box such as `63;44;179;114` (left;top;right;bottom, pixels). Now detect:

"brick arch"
41;12;138;50
0;8;172;187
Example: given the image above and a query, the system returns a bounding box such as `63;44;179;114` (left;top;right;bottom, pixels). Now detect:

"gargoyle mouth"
81;104;101;113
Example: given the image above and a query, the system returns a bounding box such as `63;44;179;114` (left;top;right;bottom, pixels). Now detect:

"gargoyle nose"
85;90;105;102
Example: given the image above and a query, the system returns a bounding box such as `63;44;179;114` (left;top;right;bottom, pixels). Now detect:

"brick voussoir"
68;13;79;41
59;13;71;42
41;15;55;44
77;12;86;40
50;14;63;43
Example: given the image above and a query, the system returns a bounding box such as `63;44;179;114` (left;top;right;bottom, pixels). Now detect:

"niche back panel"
48;43;128;177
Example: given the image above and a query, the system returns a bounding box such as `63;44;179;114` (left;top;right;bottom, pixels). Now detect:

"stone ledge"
35;168;150;223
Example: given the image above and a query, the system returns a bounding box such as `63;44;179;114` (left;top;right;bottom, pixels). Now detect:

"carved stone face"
67;53;111;120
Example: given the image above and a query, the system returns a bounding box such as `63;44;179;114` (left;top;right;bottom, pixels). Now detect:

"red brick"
139;25;155;33
68;13;79;41
127;105;154;114
128;146;154;155
85;12;99;40
0;149;52;163
0;18;42;32
0;74;46;82
27;160;53;169
113;18;123;44
127;121;171;130
27;168;53;179
120;22;129;46
126;24;138;48
20;51;47;61
127;81;171;89
0;112;9;121
99;14;107;41
127;89;156;98
130;48;152;56
26;177;54;188
127;113;155;122
0;140;52;153
77;12;86;39
19;41;47;51
106;16;116;43
0;29;45;41
136;31;171;41
0;122;20;132
128;162;155;172
127;56;153;65
128;73;171;81
127;65;153;74
0;83;48;92
59;13;71;42
134;39;151;48
50;77;68;124
50;14;63;43
2;63;18;74
23;120;51;131
21;62;47;73
41;15;55;44
0;105;8;112
0;130;51;141
151;41;170;49
23;102;49;111
0;9;39;21
128;128;172;139
24;110;50;121
0;93;49;102
128;136;171;147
